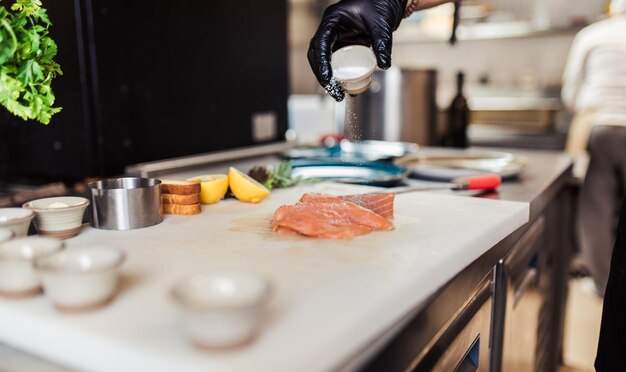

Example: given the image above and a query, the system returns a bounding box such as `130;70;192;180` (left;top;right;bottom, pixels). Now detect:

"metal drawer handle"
513;268;538;308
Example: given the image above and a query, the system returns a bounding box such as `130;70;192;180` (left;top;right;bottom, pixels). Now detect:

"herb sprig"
0;0;62;124
249;161;306;191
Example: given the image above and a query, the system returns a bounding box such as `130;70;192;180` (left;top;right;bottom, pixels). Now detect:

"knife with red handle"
377;174;502;194
451;174;502;191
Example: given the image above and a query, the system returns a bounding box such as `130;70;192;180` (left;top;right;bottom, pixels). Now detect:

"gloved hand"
308;0;408;102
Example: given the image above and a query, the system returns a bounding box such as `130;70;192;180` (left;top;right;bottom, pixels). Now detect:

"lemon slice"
228;167;270;204
187;174;229;204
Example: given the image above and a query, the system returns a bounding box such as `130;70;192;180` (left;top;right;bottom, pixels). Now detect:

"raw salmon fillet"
299;193;395;219
273;198;394;240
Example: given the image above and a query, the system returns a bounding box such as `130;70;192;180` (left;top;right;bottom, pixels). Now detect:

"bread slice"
160;180;201;195
162;193;200;205
163;203;201;215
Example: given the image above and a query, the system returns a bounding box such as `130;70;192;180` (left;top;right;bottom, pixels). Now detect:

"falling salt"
343;94;365;158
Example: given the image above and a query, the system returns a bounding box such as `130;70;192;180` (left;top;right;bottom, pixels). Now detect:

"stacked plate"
395;149;527;181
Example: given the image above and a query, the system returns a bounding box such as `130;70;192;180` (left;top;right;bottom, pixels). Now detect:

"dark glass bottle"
447;72;470;148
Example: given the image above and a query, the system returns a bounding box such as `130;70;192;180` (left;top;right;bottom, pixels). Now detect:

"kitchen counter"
0;148;573;371
130;146;572;202
485;149;573;217
360;148;574;371
0;185;528;372
139;147;573;222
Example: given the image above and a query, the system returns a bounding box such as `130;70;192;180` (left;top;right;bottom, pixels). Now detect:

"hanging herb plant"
0;0;61;124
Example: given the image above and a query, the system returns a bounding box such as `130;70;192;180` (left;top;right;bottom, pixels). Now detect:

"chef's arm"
415;0;454;10
561;34;587;110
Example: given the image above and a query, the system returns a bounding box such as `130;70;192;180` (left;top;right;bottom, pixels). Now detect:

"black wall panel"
0;0;91;181
0;0;289;181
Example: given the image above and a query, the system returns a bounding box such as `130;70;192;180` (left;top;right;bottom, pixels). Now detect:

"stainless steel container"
88;178;163;231
349;68;438;146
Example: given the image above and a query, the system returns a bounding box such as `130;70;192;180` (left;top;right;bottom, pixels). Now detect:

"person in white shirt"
562;0;626;295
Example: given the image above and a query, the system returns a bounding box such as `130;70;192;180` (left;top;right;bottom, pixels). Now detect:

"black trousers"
596;197;626;371
579;126;626;295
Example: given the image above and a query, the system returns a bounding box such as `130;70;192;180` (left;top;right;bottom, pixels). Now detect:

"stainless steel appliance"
349;68;438;146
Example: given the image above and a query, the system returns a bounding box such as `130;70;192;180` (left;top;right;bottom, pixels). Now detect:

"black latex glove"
308;0;408;102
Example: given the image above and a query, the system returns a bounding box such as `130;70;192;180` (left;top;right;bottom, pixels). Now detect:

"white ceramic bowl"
0;229;13;243
35;247;125;312
171;271;272;349
331;45;377;95
0;237;64;298
23;197;90;239
0;208;35;237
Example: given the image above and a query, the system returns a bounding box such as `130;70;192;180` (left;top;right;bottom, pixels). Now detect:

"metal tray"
395;149;527;181
291;160;409;187
284;140;419;162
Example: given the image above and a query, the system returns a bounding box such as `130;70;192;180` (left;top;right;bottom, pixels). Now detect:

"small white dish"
35;247;125;312
0;208;35;237
331;45;377;95
23;197;90;239
171;271;272;349
0;237;64;298
0;229;13;243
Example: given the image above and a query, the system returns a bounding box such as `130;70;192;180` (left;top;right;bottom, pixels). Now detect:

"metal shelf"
394;21;583;44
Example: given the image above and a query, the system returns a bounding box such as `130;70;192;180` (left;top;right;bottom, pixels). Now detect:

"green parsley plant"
0;0;61;124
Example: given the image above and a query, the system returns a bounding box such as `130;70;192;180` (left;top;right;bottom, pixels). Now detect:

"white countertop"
0;183;529;372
